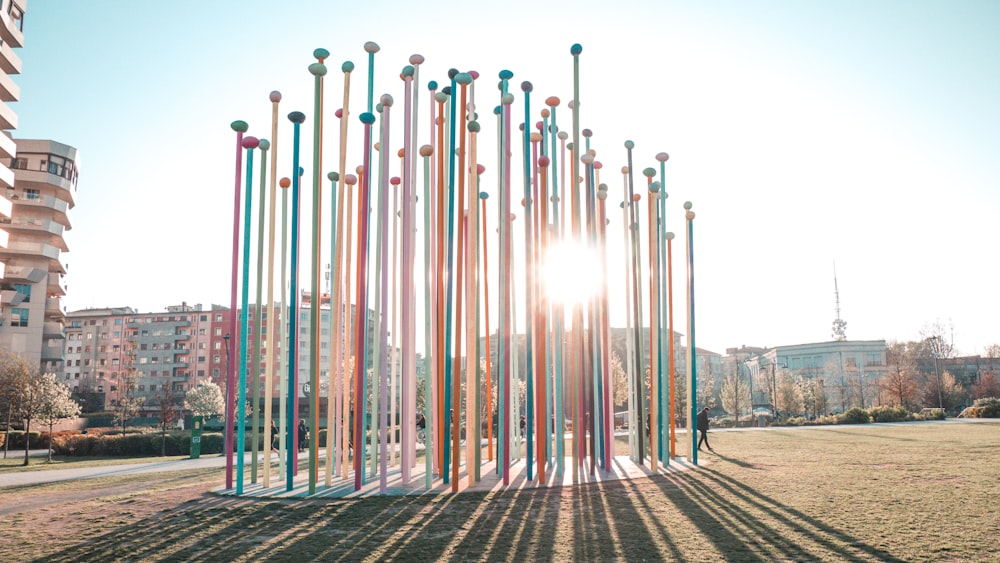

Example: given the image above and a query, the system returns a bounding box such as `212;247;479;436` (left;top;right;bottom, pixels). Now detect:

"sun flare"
542;241;603;308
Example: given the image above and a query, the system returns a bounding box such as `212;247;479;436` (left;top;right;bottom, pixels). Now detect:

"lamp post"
930;336;943;409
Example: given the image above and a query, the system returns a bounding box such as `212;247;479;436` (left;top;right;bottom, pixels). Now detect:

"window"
23;188;40;200
215;314;223;322
10;308;28;327
13;283;31;302
214;327;222;336
213;354;221;364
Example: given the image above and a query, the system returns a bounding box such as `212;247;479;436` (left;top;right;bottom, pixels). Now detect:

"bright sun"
542;241;603;308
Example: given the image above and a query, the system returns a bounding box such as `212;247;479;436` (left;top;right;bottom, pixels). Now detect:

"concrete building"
742;339;888;415
0;2;78;373
1;138;77;371
63;304;230;412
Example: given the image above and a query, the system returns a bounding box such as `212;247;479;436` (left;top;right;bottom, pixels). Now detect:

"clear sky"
13;0;1000;357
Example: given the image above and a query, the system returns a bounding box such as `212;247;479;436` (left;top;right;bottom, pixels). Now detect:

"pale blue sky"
13;0;1000;356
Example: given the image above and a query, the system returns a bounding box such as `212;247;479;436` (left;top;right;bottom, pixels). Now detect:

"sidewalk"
0;452;247;488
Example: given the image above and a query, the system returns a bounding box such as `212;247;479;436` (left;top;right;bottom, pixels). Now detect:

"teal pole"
236;135;259;494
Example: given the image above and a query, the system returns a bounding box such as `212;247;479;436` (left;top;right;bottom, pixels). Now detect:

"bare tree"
115;347;144;436
156;384;182;456
775;371;803;417
971;370;1000;400
38;376;82;462
720;371;749;424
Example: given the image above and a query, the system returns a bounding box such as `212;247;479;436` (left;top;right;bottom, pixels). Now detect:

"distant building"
63;304;230;412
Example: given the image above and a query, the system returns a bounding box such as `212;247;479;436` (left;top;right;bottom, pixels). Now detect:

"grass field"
0;420;997;562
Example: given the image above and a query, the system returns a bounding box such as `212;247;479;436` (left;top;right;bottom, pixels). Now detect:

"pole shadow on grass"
651;467;908;562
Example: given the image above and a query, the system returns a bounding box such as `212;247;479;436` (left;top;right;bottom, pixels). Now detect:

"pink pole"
225;120;247;490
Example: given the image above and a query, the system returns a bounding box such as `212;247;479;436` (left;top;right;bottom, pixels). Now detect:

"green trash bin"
190;415;203;459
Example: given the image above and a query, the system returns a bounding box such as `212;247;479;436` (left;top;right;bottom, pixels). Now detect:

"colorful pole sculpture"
279;175;291;474
251;138;269;484
226;120;248;491
685;201;697;464
656;152;670;464
644;172;659;472
286;111;306;491
353;110;377;490
420;144;434;489
623;140;645;465
336;60;355;481
326;170;339;485
666;228;676;458
307;50;328;495
480;190;493;462
236;134;259;494
263;91;281;489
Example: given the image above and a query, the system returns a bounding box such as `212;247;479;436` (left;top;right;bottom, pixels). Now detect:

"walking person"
297;419;308;453
697;407;713;452
270;419;279;454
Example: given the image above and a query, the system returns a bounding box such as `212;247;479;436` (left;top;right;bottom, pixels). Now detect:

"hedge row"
779;405;946;427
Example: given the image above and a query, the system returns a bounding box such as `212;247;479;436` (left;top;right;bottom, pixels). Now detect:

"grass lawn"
0;420;997;562
0;453;223;472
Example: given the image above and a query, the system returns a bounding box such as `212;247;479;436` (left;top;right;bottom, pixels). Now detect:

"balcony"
0;98;16;130
0;191;10;217
0;70;17;103
0;35;21;74
14;195;71;229
0;3;25;49
7;216;67;250
47;272;66;296
1;264;46;282
43;321;66;340
46;296;65;320
0;132;14;161
15;169;76;208
41;345;64;363
0;287;23;305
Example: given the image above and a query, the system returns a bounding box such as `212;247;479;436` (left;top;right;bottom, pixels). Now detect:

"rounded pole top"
419;145;433;157
477;164;486;174
656;152;670;162
546;96;560;107
571;44;583;55
364;41;380;54
666;232;675;240
269;91;282;103
327;171;339;182
242;136;260;149
308;62;327;77
583;128;592;138
313;47;330;61
521;81;533;92
538;155;550;167
231;120;249;133
480;191;489;200
359;112;376;124
380;94;394;107
499;69;514;80
342;61;355;73
643;167;656;178
683;201;693;210
288;111;306;124
279;177;291;188
345;174;358;186
624;140;635;150
456;72;473;85
258;138;270;151
409;54;425;65
469;121;481;133
401;65;415;78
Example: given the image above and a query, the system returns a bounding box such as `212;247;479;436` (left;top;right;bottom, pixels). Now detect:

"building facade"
63;304;231;413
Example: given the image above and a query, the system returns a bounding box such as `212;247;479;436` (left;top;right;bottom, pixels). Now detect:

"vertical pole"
264;93;281;488
307;52;328;495
251;139;270;484
286;112;306;491
685;202;697;464
237;135;260;494
225;120;248;490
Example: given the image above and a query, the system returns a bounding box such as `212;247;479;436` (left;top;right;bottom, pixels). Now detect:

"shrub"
838;408;870;424
915;408;946;421
964;397;1000;418
868;405;912;423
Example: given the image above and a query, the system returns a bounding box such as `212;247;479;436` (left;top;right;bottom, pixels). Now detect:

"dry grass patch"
0;421;996;562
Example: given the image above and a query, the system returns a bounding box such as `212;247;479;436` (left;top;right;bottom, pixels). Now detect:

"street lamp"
929;336;943;409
